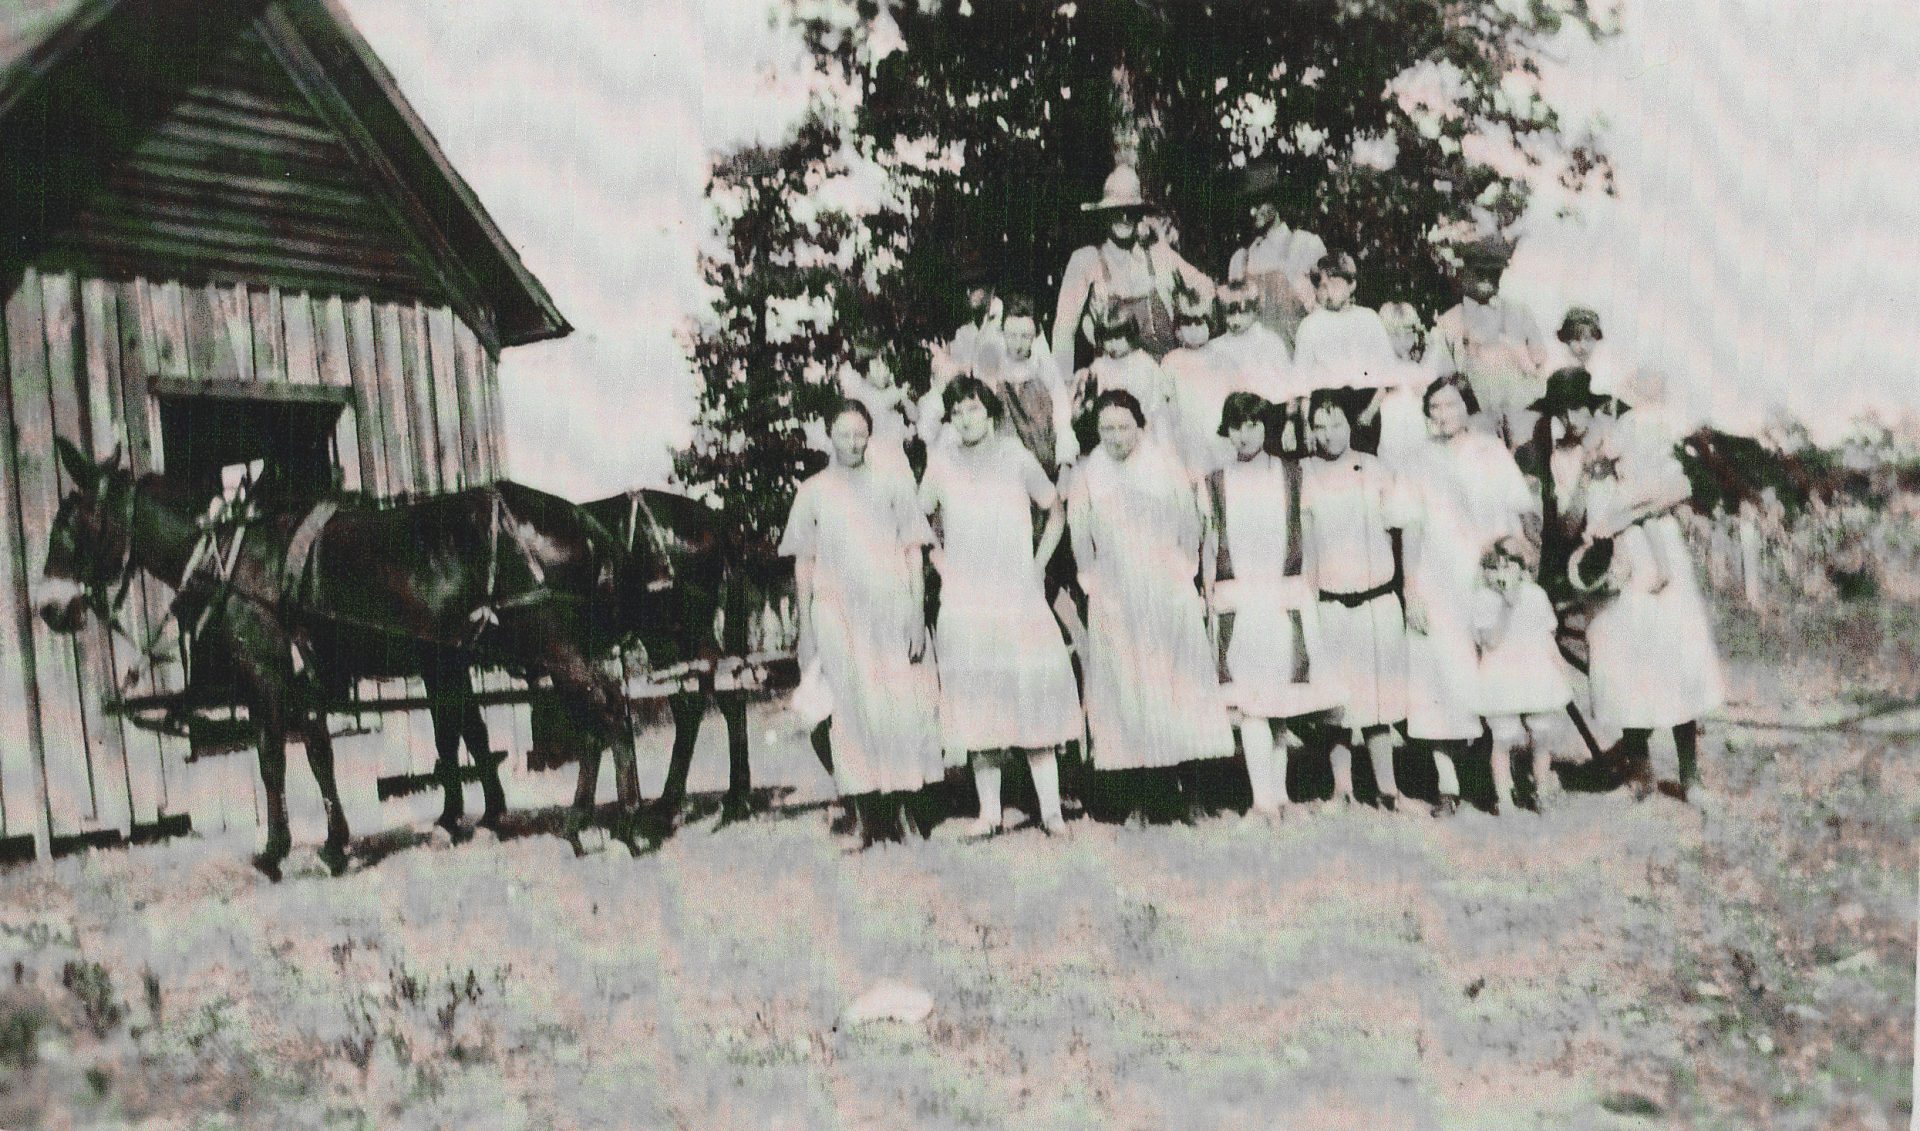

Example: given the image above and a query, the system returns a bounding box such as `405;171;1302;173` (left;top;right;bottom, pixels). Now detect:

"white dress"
1372;357;1437;473
779;463;943;795
1292;305;1399;393
922;436;1083;757
1400;432;1534;740
1302;451;1410;728
1162;342;1244;475
1207;323;1300;404
1583;469;1725;729
1208;454;1342;719
1472;581;1572;716
1069;442;1235;770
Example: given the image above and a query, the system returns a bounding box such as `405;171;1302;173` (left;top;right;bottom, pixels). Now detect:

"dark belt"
1318;579;1398;609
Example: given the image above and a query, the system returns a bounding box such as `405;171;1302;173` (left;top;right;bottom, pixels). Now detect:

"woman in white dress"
779;400;943;845
1571;400;1723;802
1302;394;1411;811
922;377;1080;836
1471;537;1573;813
1069;389;1235;821
1401;375;1536;815
1205;392;1343;819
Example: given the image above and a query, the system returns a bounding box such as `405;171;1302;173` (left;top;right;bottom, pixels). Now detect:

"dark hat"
1455;234;1515;274
1557;306;1603;342
1530;366;1599;415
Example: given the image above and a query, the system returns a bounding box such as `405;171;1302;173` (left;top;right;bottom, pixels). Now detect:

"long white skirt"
1084;573;1236;770
1221;579;1343;720
813;586;944;795
1406;603;1484;741
1315;592;1410;728
936;585;1083;758
1588;517;1725;729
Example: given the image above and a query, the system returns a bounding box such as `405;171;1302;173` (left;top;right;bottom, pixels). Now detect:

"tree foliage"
678;0;1618;554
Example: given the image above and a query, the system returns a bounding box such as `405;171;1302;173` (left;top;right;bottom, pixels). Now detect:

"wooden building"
0;0;569;862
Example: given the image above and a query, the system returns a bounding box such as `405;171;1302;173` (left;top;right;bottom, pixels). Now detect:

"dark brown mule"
38;440;643;879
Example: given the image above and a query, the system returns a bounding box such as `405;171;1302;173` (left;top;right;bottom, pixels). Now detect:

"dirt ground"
0;599;1913;1130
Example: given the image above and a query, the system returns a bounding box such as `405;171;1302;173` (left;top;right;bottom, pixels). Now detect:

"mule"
39;440;644;879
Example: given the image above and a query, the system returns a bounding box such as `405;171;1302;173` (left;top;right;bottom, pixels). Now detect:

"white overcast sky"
339;0;1920;499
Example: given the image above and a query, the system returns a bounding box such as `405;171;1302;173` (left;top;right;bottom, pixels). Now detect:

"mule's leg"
463;698;507;830
300;712;353;875
718;688;752;821
653;689;708;825
231;650;293;882
422;666;468;840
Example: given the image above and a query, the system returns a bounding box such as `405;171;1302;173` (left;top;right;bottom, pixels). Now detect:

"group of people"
780;164;1725;846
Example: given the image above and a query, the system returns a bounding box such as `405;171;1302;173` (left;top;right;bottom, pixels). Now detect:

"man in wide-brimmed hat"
1226;163;1326;349
1431;235;1550;448
1052;165;1210;378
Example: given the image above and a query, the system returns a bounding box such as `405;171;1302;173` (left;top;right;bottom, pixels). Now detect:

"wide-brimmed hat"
1530;366;1599;415
1082;165;1147;212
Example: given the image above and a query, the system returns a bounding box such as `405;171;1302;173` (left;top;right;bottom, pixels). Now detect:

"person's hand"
907;620;928;662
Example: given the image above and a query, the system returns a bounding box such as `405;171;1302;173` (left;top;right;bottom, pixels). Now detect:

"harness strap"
626;489;677;591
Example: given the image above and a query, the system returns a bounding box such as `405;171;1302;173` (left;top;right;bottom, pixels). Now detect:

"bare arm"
1034;497;1065;573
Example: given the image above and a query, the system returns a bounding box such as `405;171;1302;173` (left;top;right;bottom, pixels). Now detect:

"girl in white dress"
1401;375;1536;816
1471;537;1572;814
779;400;943;845
1069;389;1235;821
1302;395;1410;810
1206;393;1343;819
922;377;1080;836
1572;413;1723;802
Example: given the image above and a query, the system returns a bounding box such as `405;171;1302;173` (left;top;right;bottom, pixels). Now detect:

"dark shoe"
1376;794;1400;814
827;805;858;837
1655;779;1691;804
1430;796;1460;818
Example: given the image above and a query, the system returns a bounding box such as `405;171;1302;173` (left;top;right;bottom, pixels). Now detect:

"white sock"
1532;744;1553;796
1028;751;1064;825
1368;732;1400;797
1491;744;1515;807
972;758;1002;827
1242;723;1279;812
1330;742;1355;800
1434;749;1460;797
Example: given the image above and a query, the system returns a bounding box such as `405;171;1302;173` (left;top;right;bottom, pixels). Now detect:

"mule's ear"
55;437;98;492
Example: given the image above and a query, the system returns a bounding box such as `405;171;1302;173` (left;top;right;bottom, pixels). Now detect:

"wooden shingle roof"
0;0;569;350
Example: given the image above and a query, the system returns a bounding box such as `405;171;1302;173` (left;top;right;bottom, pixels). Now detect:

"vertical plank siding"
2;271;508;853
43;271;134;834
5;269;98;844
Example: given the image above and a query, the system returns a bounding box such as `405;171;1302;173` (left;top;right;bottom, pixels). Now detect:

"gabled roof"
0;0;569;349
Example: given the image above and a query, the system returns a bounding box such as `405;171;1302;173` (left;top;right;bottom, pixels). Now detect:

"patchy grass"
0;598;1913;1128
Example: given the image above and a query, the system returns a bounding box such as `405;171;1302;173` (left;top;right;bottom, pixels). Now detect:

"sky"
338;0;1920;499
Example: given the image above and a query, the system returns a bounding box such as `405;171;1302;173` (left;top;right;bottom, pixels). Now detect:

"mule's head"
39;437;129;634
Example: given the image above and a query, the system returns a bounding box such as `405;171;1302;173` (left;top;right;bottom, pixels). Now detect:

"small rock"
427;826;454;850
1693;980;1729;999
841;980;933;1026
